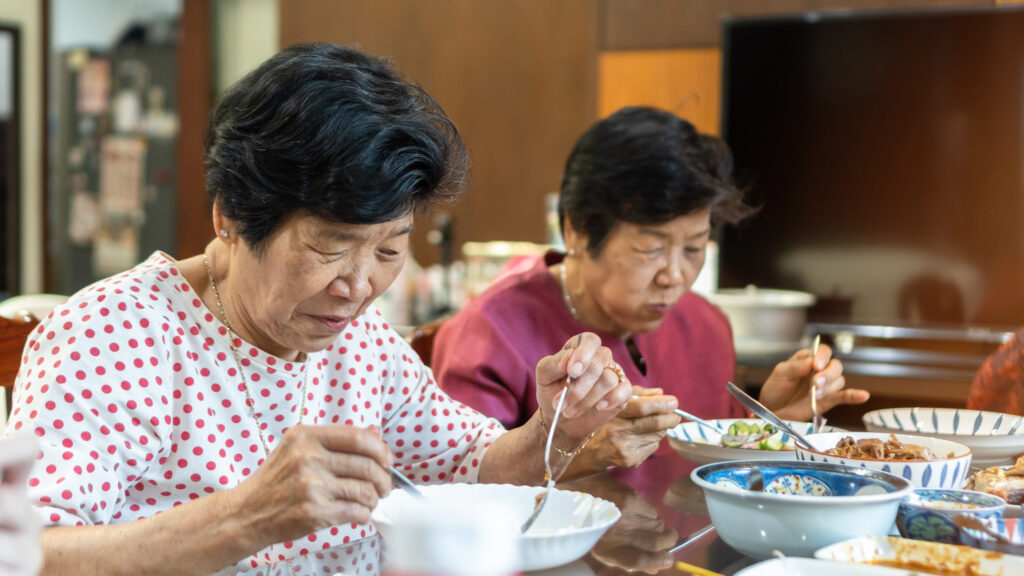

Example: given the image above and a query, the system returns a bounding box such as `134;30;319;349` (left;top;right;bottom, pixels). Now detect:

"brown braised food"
965;454;1024;505
825;434;950;460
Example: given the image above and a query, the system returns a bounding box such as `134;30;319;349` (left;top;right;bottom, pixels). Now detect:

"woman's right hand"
229;425;393;546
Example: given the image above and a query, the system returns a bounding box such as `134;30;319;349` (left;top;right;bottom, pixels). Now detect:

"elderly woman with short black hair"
434;106;869;476
4;44;631;575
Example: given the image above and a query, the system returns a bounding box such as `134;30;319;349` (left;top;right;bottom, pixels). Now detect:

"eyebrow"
637;226;711;241
318;223;415;242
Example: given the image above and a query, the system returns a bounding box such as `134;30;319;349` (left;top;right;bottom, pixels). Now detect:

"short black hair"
205;43;467;255
558;106;754;257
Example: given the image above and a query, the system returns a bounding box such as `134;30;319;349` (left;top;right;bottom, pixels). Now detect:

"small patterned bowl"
896;488;1006;544
692;460;912;559
795;432;972;489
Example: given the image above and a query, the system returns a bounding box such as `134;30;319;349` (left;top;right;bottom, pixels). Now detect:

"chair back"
0;315;40;427
408;315;450;368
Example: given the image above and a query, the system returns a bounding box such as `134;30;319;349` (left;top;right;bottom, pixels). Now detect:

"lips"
312;314;351;332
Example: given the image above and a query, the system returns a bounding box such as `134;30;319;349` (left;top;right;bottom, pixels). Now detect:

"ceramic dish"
795;431;972;489
666;418;844;465
371;483;620;572
692;460;912;559
734;557;929;575
814;535;1024;574
863;407;1024;468
896;488;1006;544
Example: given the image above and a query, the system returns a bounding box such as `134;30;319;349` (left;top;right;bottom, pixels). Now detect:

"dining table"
239;448;755;576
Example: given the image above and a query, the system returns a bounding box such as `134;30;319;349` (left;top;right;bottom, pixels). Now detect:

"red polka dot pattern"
5;253;504;571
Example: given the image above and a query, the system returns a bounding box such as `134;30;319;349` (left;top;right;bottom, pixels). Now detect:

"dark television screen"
719;7;1024;331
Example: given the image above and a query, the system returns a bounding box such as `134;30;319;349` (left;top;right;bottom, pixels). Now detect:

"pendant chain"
203;254;308;457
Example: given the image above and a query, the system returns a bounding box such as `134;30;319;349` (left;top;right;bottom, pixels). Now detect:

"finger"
812;342;834;372
314;426;393;470
563;358;615;417
821;387;871;411
619;394;678;418
562;333;602;379
627;413;682;434
324;452;393;498
631;385;662;397
327;475;386;510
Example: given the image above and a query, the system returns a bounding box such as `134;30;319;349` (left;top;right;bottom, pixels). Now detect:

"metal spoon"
521;382;570;534
809;334;824;434
632;395;761;445
389;466;426;500
725;382;814;450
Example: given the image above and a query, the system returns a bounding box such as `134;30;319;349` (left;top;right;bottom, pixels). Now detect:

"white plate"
863;407;1024;468
371;483;619;573
735;557;926;575
814;535;1024;574
666;418;844;465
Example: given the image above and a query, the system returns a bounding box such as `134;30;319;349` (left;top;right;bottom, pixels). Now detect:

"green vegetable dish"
721;422;788;451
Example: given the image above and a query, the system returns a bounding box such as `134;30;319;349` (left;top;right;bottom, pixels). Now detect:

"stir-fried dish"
826;434;948;461
966;454;1024;505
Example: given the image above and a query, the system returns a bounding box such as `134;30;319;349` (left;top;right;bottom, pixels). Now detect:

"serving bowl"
896;488;1006;544
863;407;1024;468
371;483;620;572
666;418;845;465
795;431;972;489
815;535;1024;574
691;460;913;559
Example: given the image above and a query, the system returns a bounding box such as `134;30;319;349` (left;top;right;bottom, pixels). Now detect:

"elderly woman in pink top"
3;44;631;575
433;107;870;477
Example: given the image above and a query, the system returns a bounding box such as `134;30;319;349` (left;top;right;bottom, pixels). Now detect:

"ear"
562;217;585;258
211;201;235;242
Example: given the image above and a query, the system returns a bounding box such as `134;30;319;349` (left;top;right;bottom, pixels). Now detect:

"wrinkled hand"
231;425;392;546
535;333;633;443
588;386;681;469
758;343;869;421
0;432;42;576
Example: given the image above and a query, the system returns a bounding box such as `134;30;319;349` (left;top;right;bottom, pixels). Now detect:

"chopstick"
809;334;822;433
674;561;725;576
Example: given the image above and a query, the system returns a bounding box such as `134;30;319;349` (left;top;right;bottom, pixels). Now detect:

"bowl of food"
667;418;845;465
965;455;1024;511
795;432;972;489
371;483;620;572
691;460;913;559
896;488;1006;544
863;407;1024;468
815;535;1024;574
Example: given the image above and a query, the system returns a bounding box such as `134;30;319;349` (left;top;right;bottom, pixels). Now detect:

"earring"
220;230;228;238
568;248;577;257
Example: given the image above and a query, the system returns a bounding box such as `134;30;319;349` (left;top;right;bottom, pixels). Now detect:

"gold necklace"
203;254;308;457
559;262;578;319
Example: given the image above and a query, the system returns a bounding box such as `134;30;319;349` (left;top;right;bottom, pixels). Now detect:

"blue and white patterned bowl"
666;418;844;465
795;432;972;489
896;488;1006;544
692;460;913;559
864;407;1024;468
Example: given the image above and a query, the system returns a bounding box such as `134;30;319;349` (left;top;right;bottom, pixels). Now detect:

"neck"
556;260;630;341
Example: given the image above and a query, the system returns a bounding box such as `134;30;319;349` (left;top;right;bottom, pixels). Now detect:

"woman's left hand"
535;332;633;443
757;342;870;421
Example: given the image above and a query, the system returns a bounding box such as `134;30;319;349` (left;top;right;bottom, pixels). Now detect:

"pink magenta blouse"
432;253;743;436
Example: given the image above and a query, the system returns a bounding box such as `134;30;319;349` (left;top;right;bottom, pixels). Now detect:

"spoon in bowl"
633;396;762;446
725;382;814;450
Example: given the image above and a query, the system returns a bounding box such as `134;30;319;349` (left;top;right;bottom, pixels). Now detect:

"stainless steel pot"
707;285;816;355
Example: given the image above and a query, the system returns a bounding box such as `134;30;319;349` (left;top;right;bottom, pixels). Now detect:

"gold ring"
604;361;626;385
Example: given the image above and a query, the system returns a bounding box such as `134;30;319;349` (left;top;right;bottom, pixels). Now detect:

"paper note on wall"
99;136;146;222
77;58;110;115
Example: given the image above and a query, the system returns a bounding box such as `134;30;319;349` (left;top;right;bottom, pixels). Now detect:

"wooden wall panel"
601;0;996;49
177;0;213;259
280;0;600;266
598;49;721;135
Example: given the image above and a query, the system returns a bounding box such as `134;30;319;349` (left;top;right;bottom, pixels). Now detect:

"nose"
655;252;686;288
327;254;374;301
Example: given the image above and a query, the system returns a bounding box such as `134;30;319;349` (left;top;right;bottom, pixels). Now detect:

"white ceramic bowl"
692;460;913;559
863;407;1024;468
667;418;845;465
371;483;620;572
795;432;972;489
